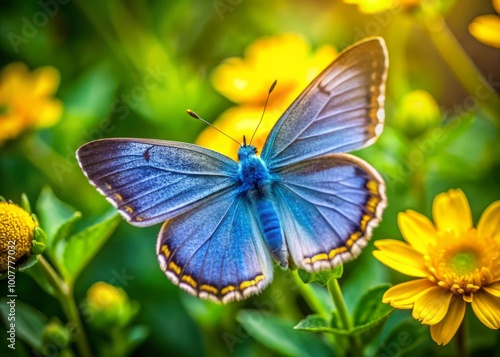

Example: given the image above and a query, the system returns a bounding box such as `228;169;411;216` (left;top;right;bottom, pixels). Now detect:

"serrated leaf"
374;318;427;357
0;298;48;350
295;285;393;345
298;265;343;286
353;284;393;326
237;310;334;357
352;284;393;345
57;211;121;283
36;187;78;249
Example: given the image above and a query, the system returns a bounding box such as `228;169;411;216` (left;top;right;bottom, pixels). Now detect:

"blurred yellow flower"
196;33;336;160
469;0;500;48
343;0;420;14
374;189;500;345
395;90;440;138
0;201;36;273
0;62;63;145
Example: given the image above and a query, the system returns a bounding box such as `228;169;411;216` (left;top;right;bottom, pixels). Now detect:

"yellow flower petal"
430;295;466;345
382;279;435;309
432;189;472;235
495;0;500;14
412;286;453;325
32;66;61;97
195;105;280;160
471;290;500;329
35;98;63;128
211;33;335;105
483;282;500;297
398;210;437;253
468;15;500;49
477;200;500;240
373;239;428;277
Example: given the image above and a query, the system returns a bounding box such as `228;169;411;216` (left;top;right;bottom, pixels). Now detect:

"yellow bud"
0;201;36;273
86;282;136;330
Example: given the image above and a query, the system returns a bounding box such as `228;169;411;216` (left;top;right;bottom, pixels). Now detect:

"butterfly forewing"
261;37;388;169
76;138;239;227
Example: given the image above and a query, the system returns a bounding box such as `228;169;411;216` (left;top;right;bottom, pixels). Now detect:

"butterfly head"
238;143;258;162
238;135;258;162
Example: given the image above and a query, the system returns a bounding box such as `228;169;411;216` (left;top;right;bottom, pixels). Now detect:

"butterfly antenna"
187;109;240;145
249;80;277;146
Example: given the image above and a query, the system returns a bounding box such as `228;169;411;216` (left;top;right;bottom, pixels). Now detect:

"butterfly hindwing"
261;37;388;169
157;190;274;303
76;138;239;227
273;154;386;271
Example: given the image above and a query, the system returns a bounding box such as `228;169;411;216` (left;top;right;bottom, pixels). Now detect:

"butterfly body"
77;37;389;303
237;143;288;267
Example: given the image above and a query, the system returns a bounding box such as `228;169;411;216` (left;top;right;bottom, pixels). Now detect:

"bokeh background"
1;0;499;356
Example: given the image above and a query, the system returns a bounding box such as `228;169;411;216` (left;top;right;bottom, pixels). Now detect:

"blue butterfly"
77;37;388;303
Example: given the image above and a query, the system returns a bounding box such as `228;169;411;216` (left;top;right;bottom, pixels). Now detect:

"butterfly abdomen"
255;197;288;268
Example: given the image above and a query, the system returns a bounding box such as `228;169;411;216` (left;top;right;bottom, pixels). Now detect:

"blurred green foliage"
1;0;499;356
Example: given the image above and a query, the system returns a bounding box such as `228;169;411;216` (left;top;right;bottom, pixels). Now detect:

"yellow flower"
373;189;500;345
0;62;63;145
0;201;36;273
343;0;420;14
469;0;500;48
196;34;336;160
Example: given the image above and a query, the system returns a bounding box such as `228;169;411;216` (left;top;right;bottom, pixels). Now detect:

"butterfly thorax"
237;145;274;194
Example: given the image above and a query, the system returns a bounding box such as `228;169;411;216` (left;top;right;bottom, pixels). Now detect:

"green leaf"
298;265;343;286
342;254;390;312
352;284;393;345
295;285;393;345
237;310;334;357
52;211;83;248
124;325;150;353
36;186;79;249
57;211;121;283
294;314;332;332
18;255;39;272
374;318;427;356
0;298;48;350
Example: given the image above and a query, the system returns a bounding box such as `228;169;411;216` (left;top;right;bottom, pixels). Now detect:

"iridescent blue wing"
157;190;274;303
273;154;386;271
76;138;239;227
261;37;388;169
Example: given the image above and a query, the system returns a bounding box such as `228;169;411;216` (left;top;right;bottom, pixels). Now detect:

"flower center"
425;228;500;302
0;104;10;115
447;251;478;276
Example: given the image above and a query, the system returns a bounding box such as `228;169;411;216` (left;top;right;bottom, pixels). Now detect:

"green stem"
327;278;362;357
456;318;466;357
38;256;92;357
422;13;500;129
292;271;329;318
